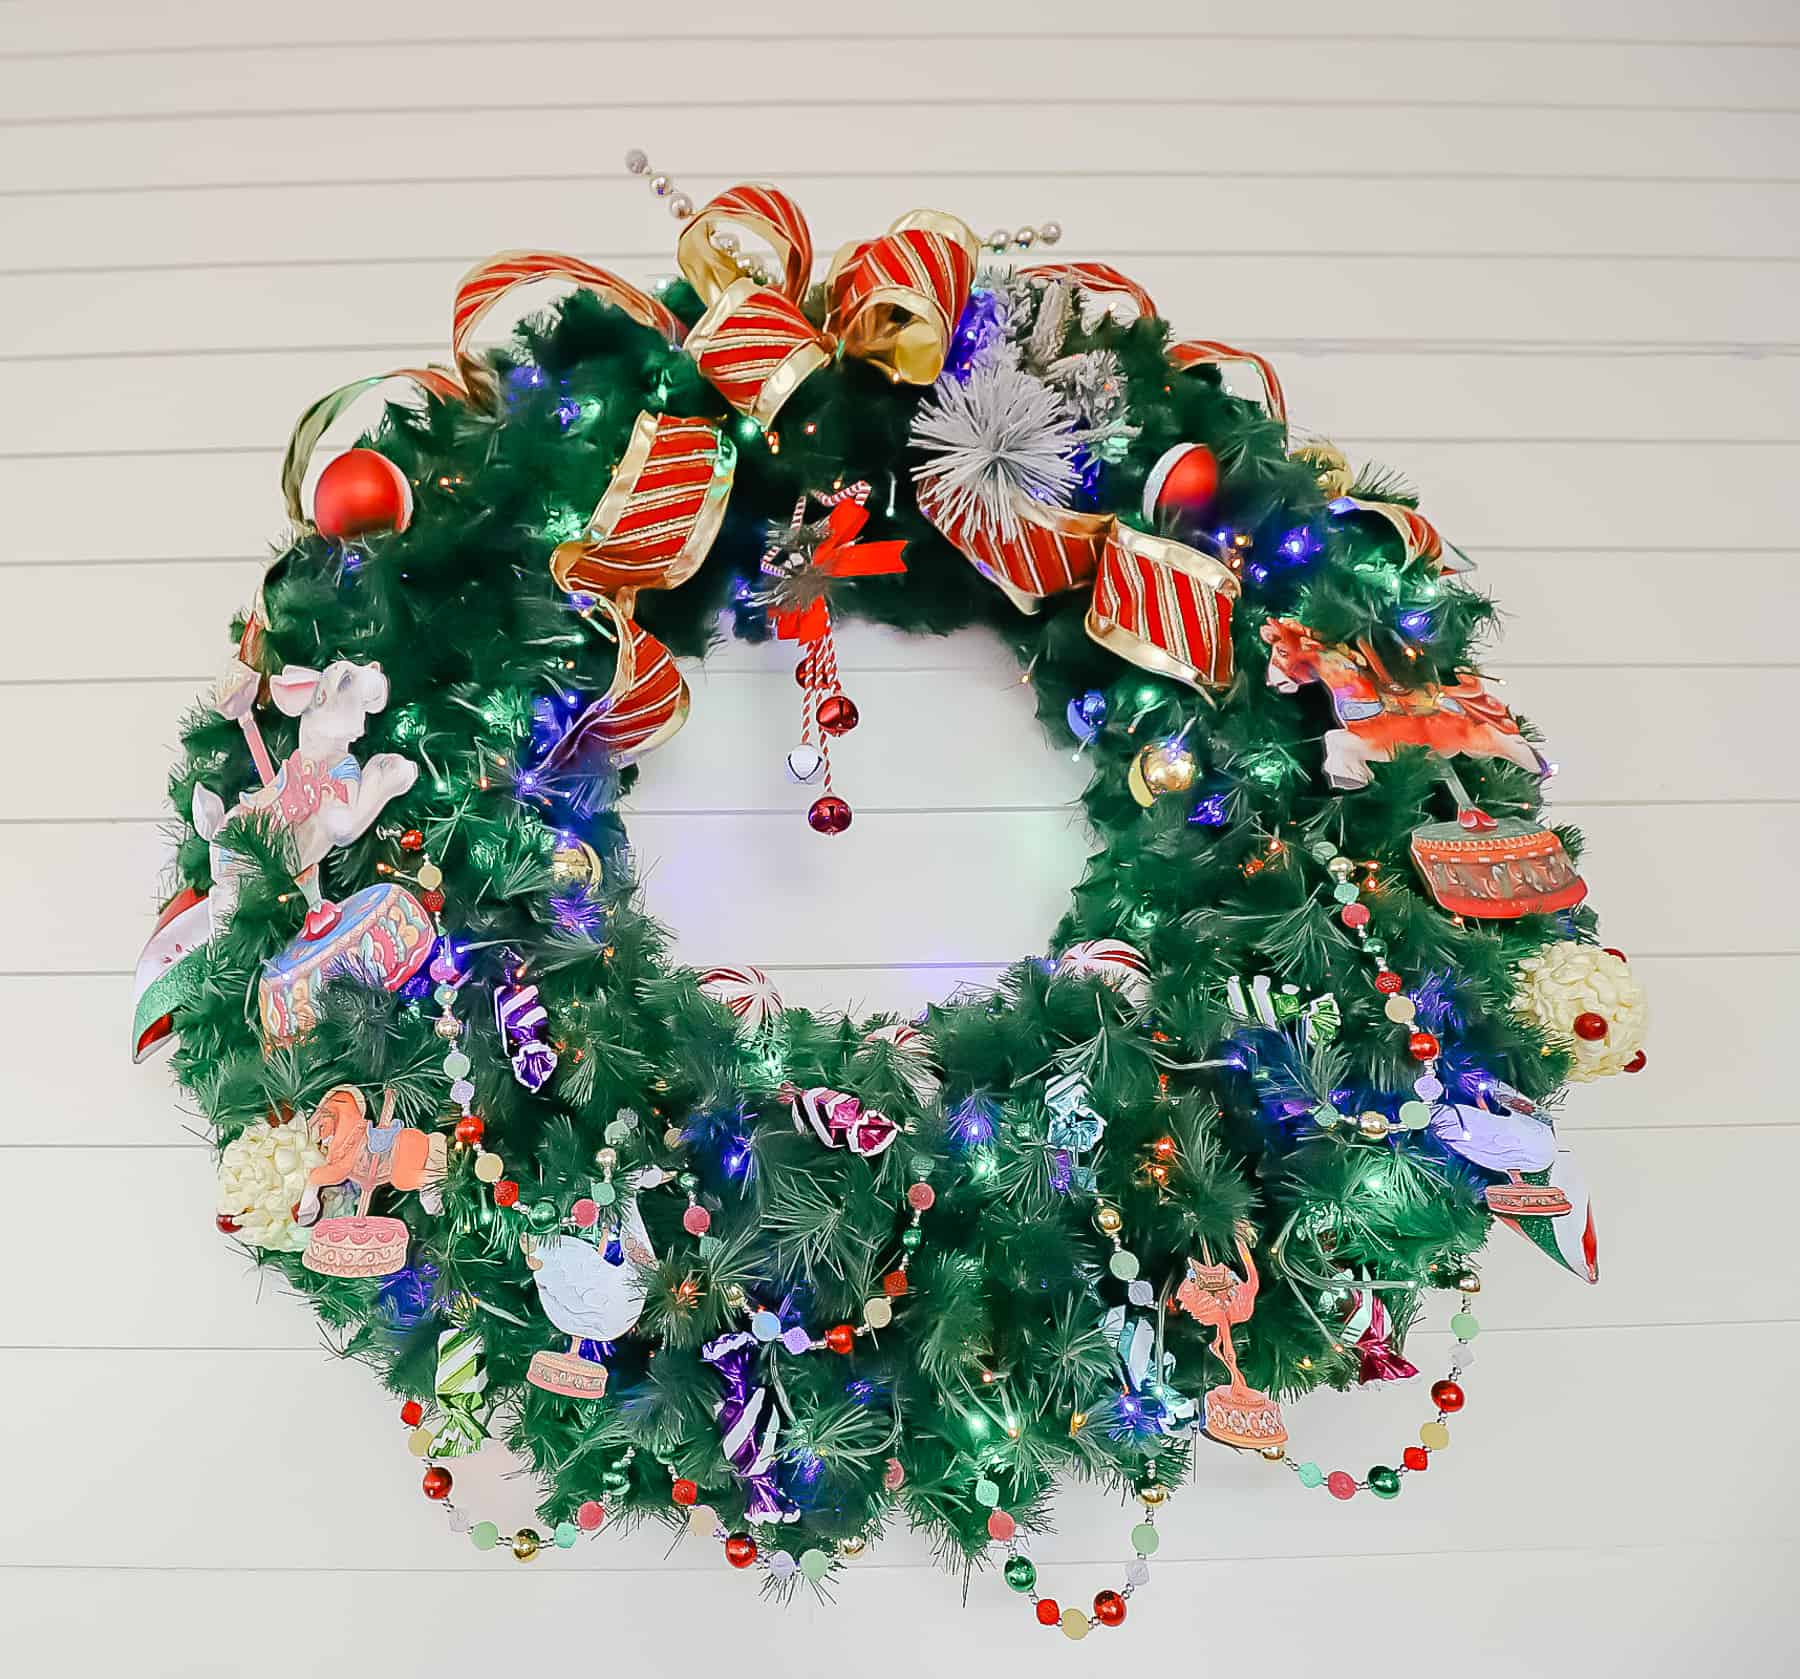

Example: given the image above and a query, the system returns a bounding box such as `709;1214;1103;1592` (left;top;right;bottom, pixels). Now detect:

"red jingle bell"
313;448;414;540
808;795;853;835
723;1532;758;1569
1094;1589;1127;1627
421;1466;453;1500
816;693;860;736
1572;1011;1609;1041
1142;441;1219;525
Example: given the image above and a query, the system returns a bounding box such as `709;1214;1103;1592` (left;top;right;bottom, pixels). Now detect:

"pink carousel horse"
301;1086;445;1278
1261;618;1545;790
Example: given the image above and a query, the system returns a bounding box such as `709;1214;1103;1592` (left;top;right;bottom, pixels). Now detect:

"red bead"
215;1213;241;1234
1035;1598;1062;1627
1624;1050;1647;1073
1408;1031;1440;1061
1326;1471;1357;1500
312;448;413;540
882;1269;909;1298
576;1500;605;1531
493;1179;519;1208
1340;902;1370;929
1094;1589;1127;1627
671;1478;699;1507
421;888;446;914
1572;1011;1609;1041
987;1509;1016;1541
454;1115;484;1146
1403;1445;1429;1472
399;829;425;852
825;1324;855;1355
816;693;860;736
421;1466;453;1500
723;1532;757;1569
1431;1379;1465;1413
807;794;852;835
1374;970;1403;994
1142;441;1219;523
400;1400;424;1428
907;1182;936;1211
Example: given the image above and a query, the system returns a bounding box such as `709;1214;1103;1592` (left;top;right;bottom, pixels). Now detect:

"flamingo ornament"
1175;1224;1287;1449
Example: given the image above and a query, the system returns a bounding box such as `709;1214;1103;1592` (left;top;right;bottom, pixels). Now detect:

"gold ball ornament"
1094;1204;1124;1236
550;838;603;886
1137;1481;1169;1508
1261;1444;1286;1462
1136;739;1198;798
1291;440;1354;500
1358;1111;1391;1141
1061;1607;1092;1641
512;1528;541;1562
1455;1271;1483;1295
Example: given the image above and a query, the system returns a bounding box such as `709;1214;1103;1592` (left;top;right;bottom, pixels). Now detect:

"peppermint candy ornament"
1054;939;1150;1007
697;965;784;1038
861;1021;942;1103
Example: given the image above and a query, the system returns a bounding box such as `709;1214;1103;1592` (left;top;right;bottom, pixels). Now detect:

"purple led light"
553;397;581;429
949;1095;997;1147
550;887;605;937
1188;792;1229;826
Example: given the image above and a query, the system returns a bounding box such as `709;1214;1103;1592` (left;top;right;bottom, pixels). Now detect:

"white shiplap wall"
1;1;1796;1672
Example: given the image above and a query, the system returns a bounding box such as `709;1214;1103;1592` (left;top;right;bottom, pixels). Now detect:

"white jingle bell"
785;743;825;784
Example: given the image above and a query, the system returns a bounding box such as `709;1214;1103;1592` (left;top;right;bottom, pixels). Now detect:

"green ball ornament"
527;1201;560;1231
1369;1465;1401;1499
1109;1248;1140;1280
975;1477;1000;1507
1003;1554;1038;1593
677;1171;700;1192
901;1226;923;1252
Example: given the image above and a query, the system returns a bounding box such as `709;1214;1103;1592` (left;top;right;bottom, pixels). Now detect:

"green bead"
974;1477;1000;1507
1363;938;1387;958
1450;1311;1481;1340
603;1118;633;1144
697;1235;721;1260
677;1171;700;1192
901;1226;923;1251
554;1521;579;1549
1332;881;1360;905
1003;1554;1037;1593
528;1201;560;1231
1398;1101;1431;1131
591;1181;617;1206
909;1153;936;1180
443;1050;472;1080
1368;1465;1401;1499
1109;1248;1140;1280
1312;1104;1341;1130
471;1521;500;1551
1130;1522;1160;1555
1309;840;1338;862
799;1548;831;1582
1296;1461;1324;1489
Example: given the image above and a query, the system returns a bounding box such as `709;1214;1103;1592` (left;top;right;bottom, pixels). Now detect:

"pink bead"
907;1183;936;1212
987;1509;1016;1541
576;1500;605;1531
1326;1471;1357;1501
1340;903;1371;929
428;953;459;983
571;1197;600;1229
682;1204;713;1236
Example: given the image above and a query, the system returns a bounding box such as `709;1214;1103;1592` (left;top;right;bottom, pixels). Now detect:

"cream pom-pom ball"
1514;942;1647;1082
218;1117;327;1251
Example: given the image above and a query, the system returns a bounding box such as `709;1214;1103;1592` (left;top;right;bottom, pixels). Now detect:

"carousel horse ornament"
1175;1223;1288;1449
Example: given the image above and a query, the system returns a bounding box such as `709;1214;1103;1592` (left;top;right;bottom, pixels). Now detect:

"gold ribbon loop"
914;480;1110;615
683;278;834;427
1087;526;1240;691
676;182;815;307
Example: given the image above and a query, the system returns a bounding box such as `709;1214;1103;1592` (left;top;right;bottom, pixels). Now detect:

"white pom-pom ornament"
217;1117;327;1252
697;965;784;1038
1054;939;1151;1007
862;1021;942;1103
1513;942;1647;1081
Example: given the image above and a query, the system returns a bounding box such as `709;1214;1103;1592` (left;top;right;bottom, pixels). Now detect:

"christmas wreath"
135;161;1646;1633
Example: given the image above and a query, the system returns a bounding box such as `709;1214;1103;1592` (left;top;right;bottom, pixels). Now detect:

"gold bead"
417;861;444;891
1068;1410;1088;1434
1327;856;1354;882
1094;1205;1124;1236
473;1151;505;1183
1455;1271;1482;1295
511;1528;541;1561
1358;1110;1391;1141
837;1535;866;1558
663;1126;686;1150
1138;1482;1169;1507
596;1146;618;1173
722;1284;747;1311
434;1014;463;1040
1260;1445;1286;1462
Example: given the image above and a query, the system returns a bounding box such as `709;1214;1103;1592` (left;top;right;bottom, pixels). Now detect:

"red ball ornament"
215;1213;241;1234
1431;1379;1465;1413
825;1324;856;1355
1403;1445;1430;1472
313;448;414;540
399;828;425;852
671;1478;699;1507
1572;1011;1609;1042
723;1532;758;1569
1374;970;1403;994
1624;1050;1647;1073
400;1399;424;1428
454;1115;485;1146
807;794;852;835
493;1179;519;1208
816;693;860;736
1408;1030;1440;1061
1094;1589;1127;1627
1035;1598;1062;1627
1142;441;1219;525
421;1466;453;1500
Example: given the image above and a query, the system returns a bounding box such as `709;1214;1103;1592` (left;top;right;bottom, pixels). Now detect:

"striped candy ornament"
827;210;980;386
1054;939;1152;1007
683;278;833;427
432;1323;489;1457
787;1085;900;1158
914;479;1111;614
861;1022;943;1103
451;250;683;407
550;412;736;600
677;182;815;307
537;596;690;775
1087;525;1242;691
696;965;784;1038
